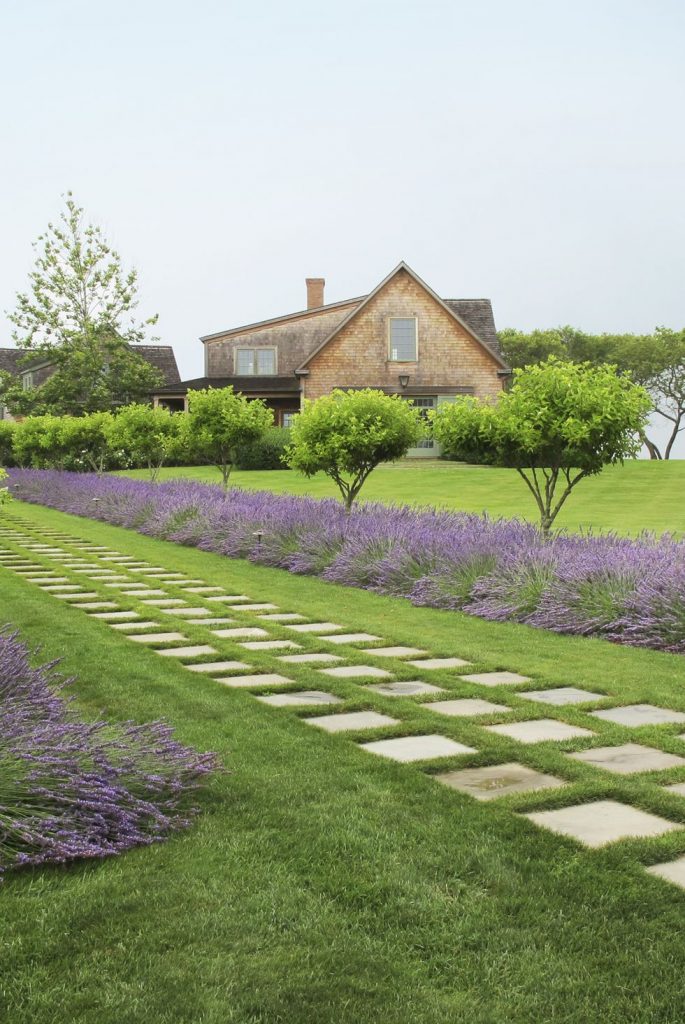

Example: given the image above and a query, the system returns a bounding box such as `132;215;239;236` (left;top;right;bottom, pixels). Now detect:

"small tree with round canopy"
185;387;274;490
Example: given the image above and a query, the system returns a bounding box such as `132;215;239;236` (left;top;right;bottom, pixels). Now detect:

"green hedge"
233;427;291;470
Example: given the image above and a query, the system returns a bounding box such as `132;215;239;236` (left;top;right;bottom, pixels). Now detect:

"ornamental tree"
285;388;423;511
432;358;651;533
185;387;274;489
107;404;181;482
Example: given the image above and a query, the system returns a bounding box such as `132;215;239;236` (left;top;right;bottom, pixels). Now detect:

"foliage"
432;359;651;533
0;421;16;467
286;389;423;510
0;468;8;507
13;467;685;654
107;404;182;482
11;415;67;469
233;426;292;470
0;628;219;877
185;387;273;489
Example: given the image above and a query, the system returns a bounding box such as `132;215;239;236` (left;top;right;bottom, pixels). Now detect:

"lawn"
3;500;685;1023
121;459;685;536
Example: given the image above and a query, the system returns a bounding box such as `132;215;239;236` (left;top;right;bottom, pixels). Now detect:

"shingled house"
0;345;181;420
152;262;509;455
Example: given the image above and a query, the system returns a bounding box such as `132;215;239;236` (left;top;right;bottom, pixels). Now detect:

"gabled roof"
155;375;299;395
0;344;181;387
0;348;25;375
295;262;508;372
200;296;365;343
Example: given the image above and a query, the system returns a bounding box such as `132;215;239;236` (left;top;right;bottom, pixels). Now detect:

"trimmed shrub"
234;427;291;470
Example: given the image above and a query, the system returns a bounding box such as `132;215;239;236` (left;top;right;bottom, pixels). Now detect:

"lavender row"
8;468;685;654
0;627;219;877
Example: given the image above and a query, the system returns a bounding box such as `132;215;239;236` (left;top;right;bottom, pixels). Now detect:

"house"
152;262;509;455
0;344;181;420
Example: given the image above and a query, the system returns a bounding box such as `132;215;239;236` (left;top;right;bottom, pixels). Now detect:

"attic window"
22;372;34;390
388;318;417;361
236;348;276;375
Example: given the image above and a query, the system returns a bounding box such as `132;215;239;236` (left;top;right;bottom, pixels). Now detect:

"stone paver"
129;632;188;644
41;584;82;592
104;581;150;589
486;719;595;744
211;627;269;639
461;672;531;687
278;653;344;665
436;762;568;800
182;586;226;594
156;645;219;658
319;665;393;679
121;589;166;597
360;734;477;762
568;743;685;775
141;599;188;607
55;592;98;600
427;698;513;718
159;607;214;617
257;691;343;707
321;633;382;645
71;601;119;611
206;595;251;603
361;646;427;658
90;611;140;621
646;857;685;889
110;621;160;631
286;622;343;634
258;613;307;622
26;576;68;584
239;640;302;651
306;711;398;733
236;603;279;611
186;661;250;673
664;782;685;797
217;673;293;688
366;680;445;697
190;617;235;625
590;704;685;727
407;657;472;670
521;687;607;706
523;800;682;848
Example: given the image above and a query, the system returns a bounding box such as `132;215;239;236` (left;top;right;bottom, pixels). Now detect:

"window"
22;372;34;390
236;348;276;375
407;395;436;449
388;318;417;361
282;411;297;428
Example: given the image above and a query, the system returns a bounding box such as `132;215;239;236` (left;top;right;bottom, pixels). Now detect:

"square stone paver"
41;584;82;592
183;586;226;594
646;857;685;889
140;599;187;607
486;719;595;743
258;613;307;622
90;611;140;621
206;595;252;603
306;711;398;733
365;680;445;697
407;658;472;671
568;743;685;774
461;672;531;687
71;601;119;611
129;632;188;644
185;660;250;673
523;800;682;847
217;673;293;688
211;627;269;639
436;762;568;800
105;581;149;589
428;698;513;718
278;652;344;665
321;633;382;645
319;665;393;679
590;704;685;727
122;589;167;598
110;621;160;631
192;617;235;626
25;576;68;584
236;603;279;611
361;646;427;658
257;691;343;707
663;782;685;797
160;607;213;617
156;645;219;658
521;687;607;706
360;734;477;762
286;622;343;634
240;640;301;651
55;592;98;600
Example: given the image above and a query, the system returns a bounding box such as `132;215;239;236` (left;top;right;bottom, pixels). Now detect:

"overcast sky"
2;0;684;449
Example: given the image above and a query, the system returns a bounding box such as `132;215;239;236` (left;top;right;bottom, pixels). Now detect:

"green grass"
121;459;685;536
3;502;685;1023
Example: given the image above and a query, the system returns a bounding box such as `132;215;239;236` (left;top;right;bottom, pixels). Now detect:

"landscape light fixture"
398;374;410;389
253;529;264;549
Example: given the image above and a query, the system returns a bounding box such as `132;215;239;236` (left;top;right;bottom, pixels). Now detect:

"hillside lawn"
121;459;685;536
2;500;685;1023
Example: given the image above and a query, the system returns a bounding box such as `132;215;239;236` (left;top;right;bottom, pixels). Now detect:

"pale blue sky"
1;0;684;449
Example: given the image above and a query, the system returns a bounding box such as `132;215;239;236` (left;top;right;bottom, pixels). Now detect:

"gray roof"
156;375;300;395
0;344;180;386
0;348;26;374
443;300;502;357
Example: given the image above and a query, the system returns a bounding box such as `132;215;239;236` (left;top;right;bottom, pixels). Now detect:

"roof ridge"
201;295;366;343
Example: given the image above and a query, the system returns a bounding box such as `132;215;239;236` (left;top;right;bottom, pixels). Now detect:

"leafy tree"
432;358;651;533
11;416;68;469
3;193;160;416
185;387;273;490
0;422;16;468
613;328;685;460
107;404;181;482
285;389;423;511
59;412;115;473
0;468;9;508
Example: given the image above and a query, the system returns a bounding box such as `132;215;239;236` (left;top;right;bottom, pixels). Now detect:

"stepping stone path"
5;514;685;891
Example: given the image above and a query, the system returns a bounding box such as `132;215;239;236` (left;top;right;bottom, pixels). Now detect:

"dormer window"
388;318;417;361
22;372;34;390
236;348;277;375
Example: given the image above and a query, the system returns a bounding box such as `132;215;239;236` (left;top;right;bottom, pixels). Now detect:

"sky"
1;0;684;450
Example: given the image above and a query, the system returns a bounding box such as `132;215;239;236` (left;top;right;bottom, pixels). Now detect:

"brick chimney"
306;277;325;309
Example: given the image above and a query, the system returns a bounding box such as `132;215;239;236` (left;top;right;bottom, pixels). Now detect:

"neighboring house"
153;261;510;455
0;345;181;420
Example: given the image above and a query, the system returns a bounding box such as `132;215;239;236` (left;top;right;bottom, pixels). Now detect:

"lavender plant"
0;628;219;877
8;468;685;654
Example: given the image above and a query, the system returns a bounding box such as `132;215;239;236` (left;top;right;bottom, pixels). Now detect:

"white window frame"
22;372;34;390
234;347;277;376
281;411;297;428
387;317;418;362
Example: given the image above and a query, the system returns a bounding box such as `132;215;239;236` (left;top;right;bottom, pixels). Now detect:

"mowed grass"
3;502;685;1022
122;458;685;536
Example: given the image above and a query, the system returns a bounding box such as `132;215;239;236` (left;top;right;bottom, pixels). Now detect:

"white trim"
234;346;278;375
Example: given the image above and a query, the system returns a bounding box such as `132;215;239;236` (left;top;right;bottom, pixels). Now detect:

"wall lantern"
398;374;410;389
